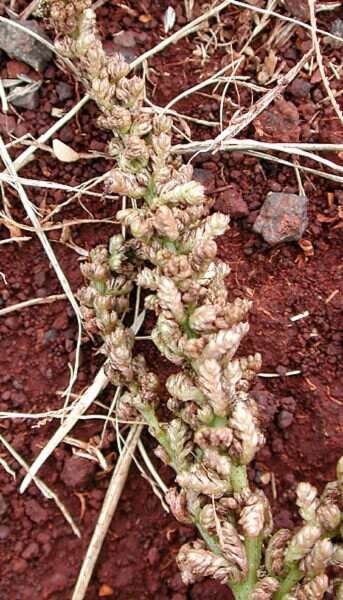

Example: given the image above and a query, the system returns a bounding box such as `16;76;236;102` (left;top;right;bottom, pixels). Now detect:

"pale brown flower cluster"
45;2;343;598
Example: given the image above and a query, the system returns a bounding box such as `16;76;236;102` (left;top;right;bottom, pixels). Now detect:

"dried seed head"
300;538;334;576
152;205;179;241
219;521;248;580
251;577;279;600
107;169;146;198
195;358;229;417
166;419;192;471
239;491;268;538
295;574;329;600
153;114;173;134
285;524;322;563
202;323;250;361
316;502;341;531
99;105;131;132
194;426;233;450
296;482;319;521
165;488;192;524
230;399;265;464
203;448;232;478
166;372;204;404
157;276;185;322
107;52;130;81
177;465;230;498
177;540;232;585
124;135;149;164
265;529;292;576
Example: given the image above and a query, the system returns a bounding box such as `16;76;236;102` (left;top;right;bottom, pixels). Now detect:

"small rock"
22;542;39;560
253;192;308;245
283;0;310;20
0;525;10;540
11;90;40;110
214;185;249;217
0;493;7;516
61;455;96;489
42;572;68;599
98;584;114;597
0;20;52;71
12;558;28;574
330;19;343;48
6;59;30;78
25;499;48;524
277;409;294;429
193;168;215;192
254;99;300;143
56;82;73;101
276;508;294;529
289;78;311;98
147;546;160;565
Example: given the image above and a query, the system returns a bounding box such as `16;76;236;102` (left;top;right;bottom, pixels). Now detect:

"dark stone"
0;20;52;71
289;78;311;98
253;192;308;245
11;89;40;110
0;525;10;540
214;185;249;218
56;82;73;102
25;499;48;524
61;455;96;489
277;409;294;429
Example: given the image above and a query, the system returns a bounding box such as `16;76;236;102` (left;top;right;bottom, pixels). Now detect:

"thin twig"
20;366;108;493
0;293;66;317
71;425;143;600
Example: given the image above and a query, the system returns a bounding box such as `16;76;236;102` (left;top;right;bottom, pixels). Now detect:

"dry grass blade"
0;293;66;316
214;48;313;146
11;95;90;172
308;0;343;126
0;433;80;537
71;425;143;600
20;366;108;493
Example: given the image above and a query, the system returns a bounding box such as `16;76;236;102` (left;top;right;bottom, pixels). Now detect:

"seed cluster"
44;3;343;598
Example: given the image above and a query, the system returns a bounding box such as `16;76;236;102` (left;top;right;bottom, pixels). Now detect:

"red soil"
0;1;342;599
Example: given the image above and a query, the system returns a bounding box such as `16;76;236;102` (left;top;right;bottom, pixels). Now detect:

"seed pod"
239;492;268;538
165;488;192;524
177;540;232;585
177;465;229;498
230;399;264;464
285;524;322;563
301;538;334;576
295;573;329;599
265;529;292;576
316;502;341;530
296;482;319;521
219;521;248;580
251;577;279;599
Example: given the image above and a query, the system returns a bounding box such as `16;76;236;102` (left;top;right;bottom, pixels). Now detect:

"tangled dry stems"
42;2;343;599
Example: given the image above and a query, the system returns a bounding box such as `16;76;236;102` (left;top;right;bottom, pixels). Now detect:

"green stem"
229;465;262;599
273;565;302;600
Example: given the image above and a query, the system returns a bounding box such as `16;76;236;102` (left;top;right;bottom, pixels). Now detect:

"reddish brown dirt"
0;1;342;599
